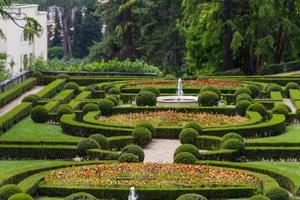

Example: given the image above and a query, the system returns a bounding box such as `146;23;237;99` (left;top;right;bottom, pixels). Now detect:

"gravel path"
0;86;44;116
283;98;297;113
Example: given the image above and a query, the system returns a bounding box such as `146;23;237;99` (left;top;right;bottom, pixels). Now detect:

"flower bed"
43;163;259;188
97;111;247;127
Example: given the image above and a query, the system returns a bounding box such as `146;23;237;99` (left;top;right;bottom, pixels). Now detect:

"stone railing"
0;71;31;92
40;70;158;77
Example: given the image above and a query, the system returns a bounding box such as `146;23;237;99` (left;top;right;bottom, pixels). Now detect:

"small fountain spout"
177;79;184;97
128;187;138;200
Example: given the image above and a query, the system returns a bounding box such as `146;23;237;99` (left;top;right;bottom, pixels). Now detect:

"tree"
51;7;62;47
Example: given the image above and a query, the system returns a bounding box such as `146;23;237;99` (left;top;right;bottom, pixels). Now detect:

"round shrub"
200;86;221;97
236;100;252;116
276;103;292;112
0;185;23;200
83;85;96;92
165;74;176;80
105;95;119;106
266;187;289;200
198;91;219;106
174;144;200;159
77;138;100;155
31;105;48;123
141;86;160;96
132;127;152;147
286;82;300;91
247;103;269;119
57;105;73;119
103;84;114;93
176;193;207;200
272;105;289;117
174;152;197;164
57;74;69;79
246;84;261;98
266;84;283;94
89;134;108;150
236;93;252;103
179;128;199;145
82;103;99;114
136;122;156;135
98;99;114;116
64;192;98;200
248;195;271;200
121;144;145;162
119;153;139;163
135;91;157;106
22;94;40;106
221;139;245;150
235;87;252;97
64;82;79;93
183;122;202;133
107;87;121;95
221;132;243;144
8;193;33;200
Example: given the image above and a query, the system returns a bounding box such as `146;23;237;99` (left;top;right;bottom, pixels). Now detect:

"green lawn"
36;197;63;200
0;117;81;144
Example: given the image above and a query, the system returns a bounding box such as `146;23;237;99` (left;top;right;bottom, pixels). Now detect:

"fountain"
128;187;138;200
157;79;198;106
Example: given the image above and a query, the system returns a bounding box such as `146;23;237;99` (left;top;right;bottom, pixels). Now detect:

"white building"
0;4;48;75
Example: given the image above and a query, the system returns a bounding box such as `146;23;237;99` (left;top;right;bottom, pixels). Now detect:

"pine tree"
51;7;62;47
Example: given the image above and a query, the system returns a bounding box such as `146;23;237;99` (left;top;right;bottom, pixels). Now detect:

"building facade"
0;4;47;75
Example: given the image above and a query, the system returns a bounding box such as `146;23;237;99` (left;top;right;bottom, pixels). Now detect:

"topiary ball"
89;134;108;150
22;94;40;106
247;103;269;119
266;84;283;94
57;105;73;119
286;82;300;91
221;139;245;150
0;184;23;200
236;93;252;103
164;74;177;80
183;122;202;133
179;128;199;145
235;87;252;97
77;138;100;155
119;153;139;163
105;95;119;106
266;187;289;200
107;87;121;95
82;103;99;114
246;84;261;98
132;127;152;147
64;82;79;93
57;74;70;79
121;144;145;162
221;132;243;144
176;193;207;200
271;105;289;117
174;152;197;164
64;192;98;200
135;91;157;106
98;99;114;116
200;86;221;98
198;91;220;106
236;100;252;116
136;122;156;135
174;144;200;159
31;105;48;123
248;195;271;200
8;193;33;200
141;86;160;96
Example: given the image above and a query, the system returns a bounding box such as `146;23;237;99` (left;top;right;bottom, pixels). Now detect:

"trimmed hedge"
52;89;75;104
36;79;66;99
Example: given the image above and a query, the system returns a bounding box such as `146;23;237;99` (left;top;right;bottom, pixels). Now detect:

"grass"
0;117;81;144
36;197;63;200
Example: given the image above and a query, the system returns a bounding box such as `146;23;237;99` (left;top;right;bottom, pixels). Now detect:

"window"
23;31;29;42
23;54;28;70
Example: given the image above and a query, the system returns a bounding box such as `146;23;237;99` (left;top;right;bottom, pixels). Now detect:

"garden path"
283;99;297;113
0;86;44;116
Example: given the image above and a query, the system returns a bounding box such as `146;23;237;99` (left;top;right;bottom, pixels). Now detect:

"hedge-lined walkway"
0;86;44;116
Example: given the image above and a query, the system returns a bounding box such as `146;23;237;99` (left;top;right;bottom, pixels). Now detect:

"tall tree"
51;7;62;47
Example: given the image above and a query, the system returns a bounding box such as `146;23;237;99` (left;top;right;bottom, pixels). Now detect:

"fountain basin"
157;96;198;107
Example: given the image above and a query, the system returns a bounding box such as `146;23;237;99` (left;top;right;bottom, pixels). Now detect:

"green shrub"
136;122;156;135
235;87;252;97
248;195;271;200
286;82;300;91
57;73;69;79
266;187;289;200
121;144;144;162
48;46;64;60
286;60;300;72
82;103;99;114
179;128;199;145
236;93;252;103
174;144;200;159
31;105;48;123
176;193;207;200
103;84;114;93
32;71;43;79
135;91;157;106
119;153;139;163
64;192;98;200
132;127;152;147
276;103;292;112
272;105;289;117
183;122;202;133
236;100;252;116
200;86;221;97
57;105;73;119
105;95;119;106
266;84;283;94
221;132;244;144
89;134;108;150
246;84;261;98
174;152;197;164
198;91;220;106
259;63;285;75
221;138;245;150
64;82;79;93
77;138;100;155
165;74;176;80
98;99;114;116
22;94;40;106
8;193;33;200
0;185;23;200
107;87;121;95
141;86;160;96
247;103;269;119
